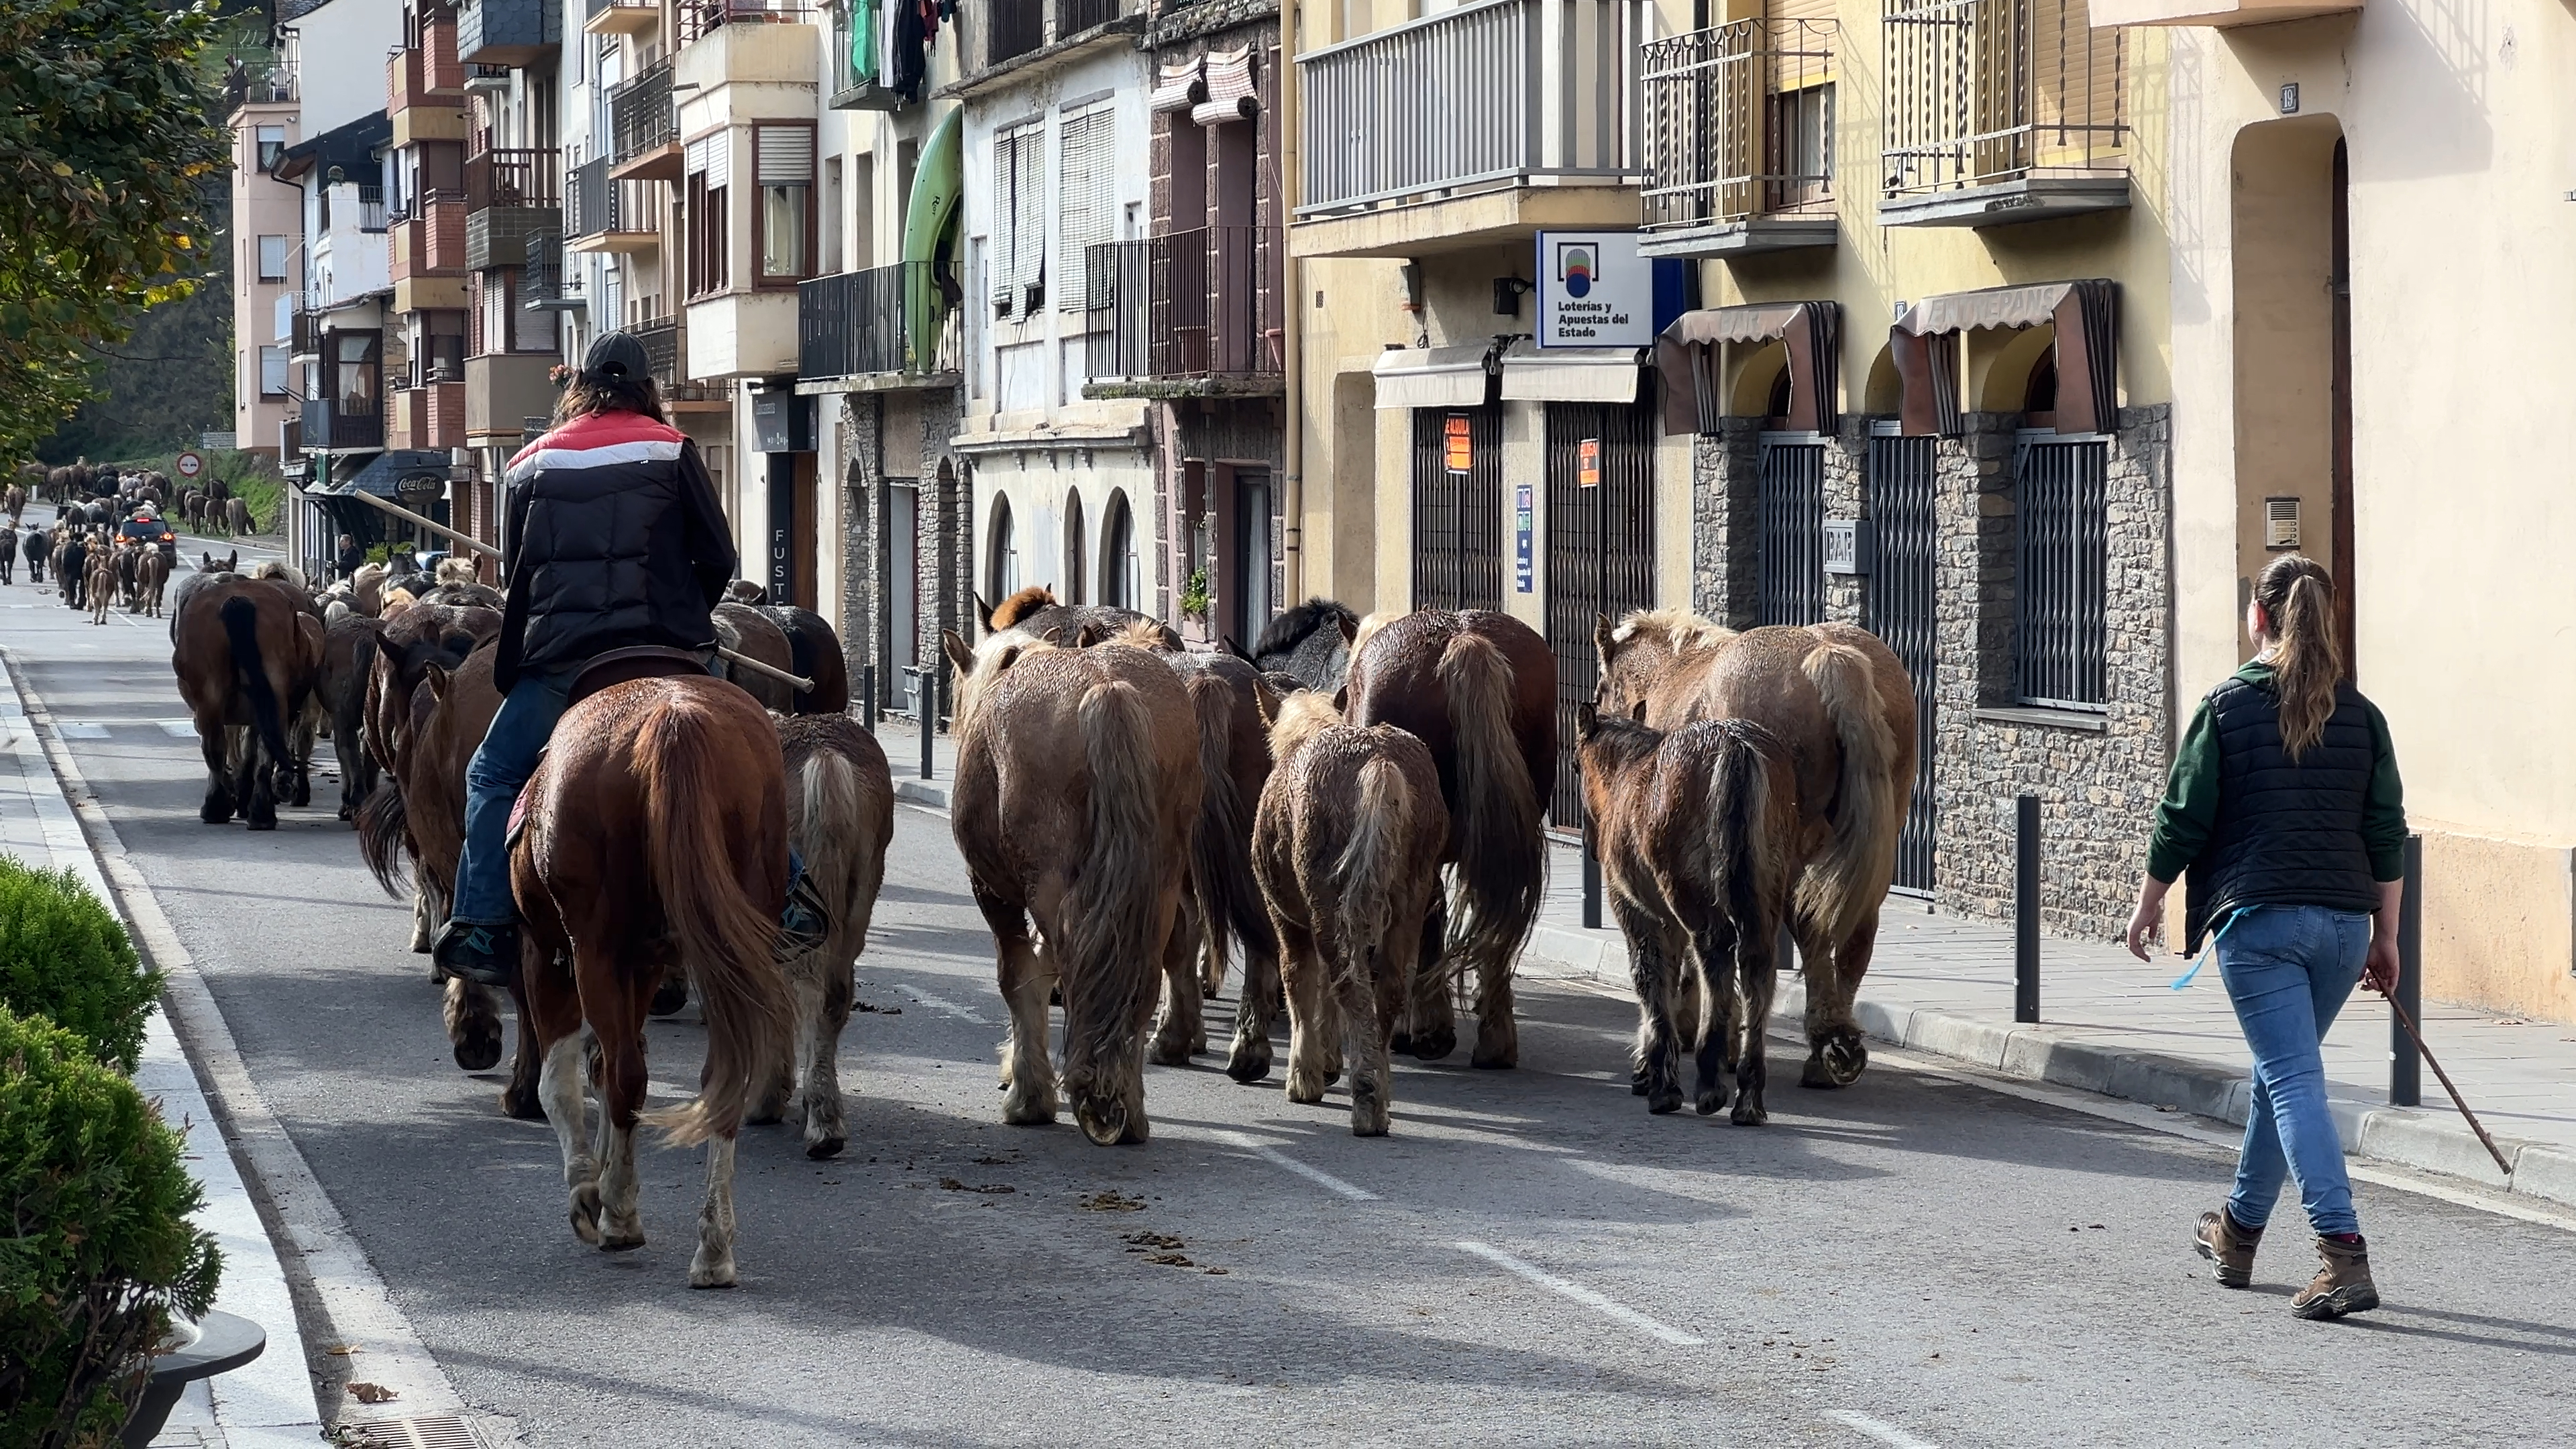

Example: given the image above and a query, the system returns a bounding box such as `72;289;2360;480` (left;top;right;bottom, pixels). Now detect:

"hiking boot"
774;873;832;964
2194;1207;2262;1288
432;920;521;990
2291;1235;2380;1320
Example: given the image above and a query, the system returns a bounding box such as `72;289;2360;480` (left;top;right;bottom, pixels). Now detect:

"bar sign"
1514;483;1534;593
1577;437;1602;488
1444;413;1474;474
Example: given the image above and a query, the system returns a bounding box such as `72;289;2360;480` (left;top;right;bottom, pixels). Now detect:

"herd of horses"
10;462;259;539
158;546;1916;1287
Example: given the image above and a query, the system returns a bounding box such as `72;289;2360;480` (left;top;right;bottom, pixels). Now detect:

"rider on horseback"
432;331;824;987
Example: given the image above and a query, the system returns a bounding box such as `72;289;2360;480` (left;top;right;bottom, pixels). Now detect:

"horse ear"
972;593;996;635
423;661;450;704
1593;612;1616;662
1073;623;1102;649
1334;608;1359;644
941;628;975;677
226;551;237;570
1631;699;1648;722
1575;702;1598;741
1331;685;1348;714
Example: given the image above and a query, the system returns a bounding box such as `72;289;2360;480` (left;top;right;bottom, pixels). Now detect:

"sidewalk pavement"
1524;840;2576;1212
0;659;324;1448
872;714;2576;1210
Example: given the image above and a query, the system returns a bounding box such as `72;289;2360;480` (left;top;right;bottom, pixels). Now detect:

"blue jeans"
449;670;577;926
2219;904;2372;1238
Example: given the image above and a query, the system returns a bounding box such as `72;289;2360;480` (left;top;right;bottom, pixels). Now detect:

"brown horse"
757;604;853;715
136;546;169;619
1340;609;1555;1069
1595;611;1915;1087
942;634;1201;1145
1250;597;1360;693
983;584;1182;651
85;551;115;625
1254;691;1448;1136
713;600;797;711
318;614;386;820
1578;707;1807;1122
512;673;795;1287
170;574;318;829
749;714;894;1159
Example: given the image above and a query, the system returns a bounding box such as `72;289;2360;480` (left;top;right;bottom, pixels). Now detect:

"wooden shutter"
1057;105;1112;311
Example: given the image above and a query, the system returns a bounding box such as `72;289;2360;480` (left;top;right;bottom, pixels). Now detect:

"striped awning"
1653;301;1839;436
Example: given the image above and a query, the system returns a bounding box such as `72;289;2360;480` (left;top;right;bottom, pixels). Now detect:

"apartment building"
231;62;303;464
1289;0;2174;936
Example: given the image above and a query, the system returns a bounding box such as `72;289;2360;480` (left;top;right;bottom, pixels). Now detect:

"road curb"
1519;926;2576;1214
893;777;951;810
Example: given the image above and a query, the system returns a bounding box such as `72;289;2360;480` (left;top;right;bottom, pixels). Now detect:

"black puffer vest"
2182;674;2381;953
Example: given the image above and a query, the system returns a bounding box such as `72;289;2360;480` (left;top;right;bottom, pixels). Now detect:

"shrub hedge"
0;1006;221;1448
0;859;158;1072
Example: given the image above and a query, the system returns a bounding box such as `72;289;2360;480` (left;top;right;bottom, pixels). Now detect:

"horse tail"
1056;678;1165;1117
1436;631;1544;973
354;782;411;895
1180;673;1265;994
1335;753;1411;970
789;731;887;961
637;693;792;1148
1799;639;1902;948
1693;722;1784;946
221;596;291;777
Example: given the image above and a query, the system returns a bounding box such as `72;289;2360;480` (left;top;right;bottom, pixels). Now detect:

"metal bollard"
2391;834;2422;1107
919;662;937;782
861;665;876;733
1581;821;1603;931
2015;794;2040;1024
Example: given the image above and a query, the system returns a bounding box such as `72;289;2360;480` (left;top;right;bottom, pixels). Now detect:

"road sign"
175;451;204;479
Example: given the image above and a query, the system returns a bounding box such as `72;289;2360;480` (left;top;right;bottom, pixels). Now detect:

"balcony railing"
633;313;731;402
566;155;659;239
522;236;588;311
1083;227;1281;382
828;0;901;107
609;59;677;168
464;146;560;211
798;262;960;380
679;0;814;46
303;396;386;452
1882;0;2126;198
1641;19;1834;231
1297;0;1645;215
983;0;1043;66
586;0;660;32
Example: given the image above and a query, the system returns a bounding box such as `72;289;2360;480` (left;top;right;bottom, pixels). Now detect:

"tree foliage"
0;0;229;460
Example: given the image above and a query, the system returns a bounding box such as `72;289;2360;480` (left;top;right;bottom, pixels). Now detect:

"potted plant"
1179;567;1212;643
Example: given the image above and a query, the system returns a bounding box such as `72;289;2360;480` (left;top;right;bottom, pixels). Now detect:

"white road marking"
1216;1129;1379;1201
158;719;197;737
55;720;108;738
1825;1409;1943;1448
1454;1240;1705;1346
903;986;990;1025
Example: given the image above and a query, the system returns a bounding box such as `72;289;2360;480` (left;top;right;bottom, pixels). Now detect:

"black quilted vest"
2182;674;2381;953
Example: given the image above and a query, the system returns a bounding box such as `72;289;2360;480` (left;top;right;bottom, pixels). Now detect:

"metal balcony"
633;314;731;404
465;146;562;269
608;59;680;178
1640;18;1837;256
303;397;386;452
566;156;661;249
679;0;814;46
1880;0;2129;226
459;0;562;67
1297;0;1645;216
1083;227;1282;393
797;262;959;381
522;237;588;312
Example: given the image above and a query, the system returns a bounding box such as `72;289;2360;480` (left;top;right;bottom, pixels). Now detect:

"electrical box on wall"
2265;496;2302;550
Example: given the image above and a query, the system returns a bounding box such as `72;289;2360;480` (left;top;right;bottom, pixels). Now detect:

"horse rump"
1056;678;1170;1146
1795;639;1904;953
1433;631;1545;986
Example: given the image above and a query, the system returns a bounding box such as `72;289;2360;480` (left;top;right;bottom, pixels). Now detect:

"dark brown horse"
758;604;853;714
1251;596;1360;693
1340;609;1555;1069
318;614;386;820
513;672;795;1287
1595;612;1916;1088
1578;707;1806;1123
713;601;797;711
170;574;320;829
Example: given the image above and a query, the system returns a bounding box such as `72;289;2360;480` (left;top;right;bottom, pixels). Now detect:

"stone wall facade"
1689;405;2174;941
835;384;969;721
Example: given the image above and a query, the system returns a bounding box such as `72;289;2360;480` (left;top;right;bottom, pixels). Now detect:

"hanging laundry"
889;0;927;101
851;0;879;84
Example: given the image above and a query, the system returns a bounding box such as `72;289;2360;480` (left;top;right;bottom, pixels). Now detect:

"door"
1866;433;1938;895
792;453;818;611
1410;405;1503;611
1544;397;1656;833
1756;435;1825;625
886;482;919;711
1234;468;1274;645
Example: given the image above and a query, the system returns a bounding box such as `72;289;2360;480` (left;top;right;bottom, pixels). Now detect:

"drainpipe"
1278;0;1304;601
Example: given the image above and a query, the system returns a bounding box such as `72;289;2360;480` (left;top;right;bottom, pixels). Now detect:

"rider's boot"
432;919;521;989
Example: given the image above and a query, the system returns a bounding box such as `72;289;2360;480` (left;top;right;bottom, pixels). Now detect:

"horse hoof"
569;1184;604;1245
499;1085;546;1121
1284;1070;1326;1106
804;1132;846;1161
647;977;690;1016
744;1104;785;1127
1075;1096;1134;1146
246;816;277;832
599;1228;646;1252
688;1252;739;1289
1824;1034;1868;1085
1146;1036;1193;1068
1002;1085;1057;1126
1646;1087;1684;1115
452;1032;502;1073
1731;1099;1770;1126
1223;1042;1271;1085
1631;1069;1650;1096
1408;1026;1457;1063
199;799;231;824
1470;1044;1518;1070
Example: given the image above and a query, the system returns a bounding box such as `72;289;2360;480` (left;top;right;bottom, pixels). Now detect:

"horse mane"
1102;619;1172;651
1252;596;1356;659
434;557;479;585
1611;607;1731;654
1348;610;1404;661
1266;688;1342;763
987;585;1059;631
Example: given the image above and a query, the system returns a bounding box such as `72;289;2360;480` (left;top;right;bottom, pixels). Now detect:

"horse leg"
1799;904;1877;1088
1401;891;1458;1061
690;1134;743;1289
1467;938;1520;1072
985;889;1057;1126
193;716;233;824
1281;918;1330;1105
1342;938;1396;1137
1223;928;1279;1083
1611;895;1685;1114
1731;915;1780;1126
535;1012;601;1244
411;887;437;959
795;947;853;1159
747;959;804;1128
1690;924;1741;1118
499;981;545;1120
584;956;649;1253
441;976;505;1072
1148;893;1205;1066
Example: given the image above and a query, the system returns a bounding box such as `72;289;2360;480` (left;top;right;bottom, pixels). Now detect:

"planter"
120;1310;267;1447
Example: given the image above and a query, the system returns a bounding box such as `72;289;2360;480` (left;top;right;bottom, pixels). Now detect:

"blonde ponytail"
2255;554;2341;761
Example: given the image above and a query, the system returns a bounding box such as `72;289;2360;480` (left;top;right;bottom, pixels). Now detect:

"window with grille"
257;235;290;283
1057;103;1114;314
686;132;731;297
2014;435;2109;709
755;124;813;282
991;123;1044;318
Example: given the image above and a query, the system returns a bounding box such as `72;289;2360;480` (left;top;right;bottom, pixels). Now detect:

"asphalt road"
4;535;2572;1449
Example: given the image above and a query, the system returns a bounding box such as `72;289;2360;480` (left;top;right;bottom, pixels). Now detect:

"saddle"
508;647;716;849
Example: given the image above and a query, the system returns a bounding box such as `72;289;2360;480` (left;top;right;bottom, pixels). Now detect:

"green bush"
0;1007;221;1448
0;858;158;1072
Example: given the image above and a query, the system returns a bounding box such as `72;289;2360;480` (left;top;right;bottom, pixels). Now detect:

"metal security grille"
1411;406;1505;612
1756;437;1826;625
2015;435;2108;708
1866;433;1939;894
1545;398;1657;833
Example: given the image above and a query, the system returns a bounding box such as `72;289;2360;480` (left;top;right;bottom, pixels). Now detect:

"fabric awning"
308;449;450;499
1498;339;1646;404
1192;46;1259;125
1371;343;1497;410
1889;278;2118;436
1652;301;1839;436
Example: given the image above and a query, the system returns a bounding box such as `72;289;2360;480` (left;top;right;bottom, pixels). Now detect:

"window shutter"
990;133;1016;317
1057;107;1111;312
756;125;812;184
686;131;730;189
1012;128;1044;309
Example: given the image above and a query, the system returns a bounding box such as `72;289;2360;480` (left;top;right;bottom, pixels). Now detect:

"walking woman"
2125;554;2406;1320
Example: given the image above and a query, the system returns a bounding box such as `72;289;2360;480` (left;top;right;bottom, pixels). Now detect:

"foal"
1576;706;1808;1124
1253;692;1448;1136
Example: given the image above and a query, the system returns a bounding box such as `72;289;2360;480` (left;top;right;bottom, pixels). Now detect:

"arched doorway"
1062;486;1085;604
1099;489;1137;610
986;492;1018;603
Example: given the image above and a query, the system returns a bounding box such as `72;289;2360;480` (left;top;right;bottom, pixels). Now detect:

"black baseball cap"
582;330;653;382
